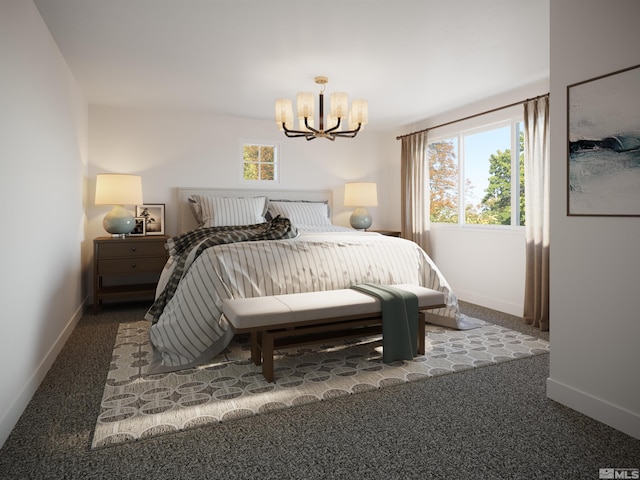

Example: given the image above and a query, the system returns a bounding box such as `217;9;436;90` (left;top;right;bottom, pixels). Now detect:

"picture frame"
567;64;640;216
136;204;165;235
129;217;146;236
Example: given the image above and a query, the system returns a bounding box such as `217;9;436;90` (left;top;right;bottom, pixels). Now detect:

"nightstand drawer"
93;235;170;313
99;241;167;258
97;257;167;275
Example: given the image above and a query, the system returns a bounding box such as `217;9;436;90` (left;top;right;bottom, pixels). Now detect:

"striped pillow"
192;195;267;227
268;200;331;225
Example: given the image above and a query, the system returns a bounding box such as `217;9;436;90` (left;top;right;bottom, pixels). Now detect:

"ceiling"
34;0;549;132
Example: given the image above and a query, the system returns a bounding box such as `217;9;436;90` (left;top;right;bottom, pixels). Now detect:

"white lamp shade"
275;98;293;130
330;92;349;118
296;91;314;118
350;99;368;126
344;182;378;207
95;174;143;206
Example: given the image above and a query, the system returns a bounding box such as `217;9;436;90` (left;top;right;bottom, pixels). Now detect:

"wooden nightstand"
93;235;169;313
371;230;401;237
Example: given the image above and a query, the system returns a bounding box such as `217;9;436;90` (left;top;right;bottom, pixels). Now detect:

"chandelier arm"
323;117;342;134
332;124;362;138
303;117;320;134
282;123;319;138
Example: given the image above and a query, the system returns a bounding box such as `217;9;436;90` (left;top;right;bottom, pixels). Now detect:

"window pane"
260;146;275;163
259;163;275;180
244;145;259;163
464;126;512;225
428;139;459;223
243;162;259;180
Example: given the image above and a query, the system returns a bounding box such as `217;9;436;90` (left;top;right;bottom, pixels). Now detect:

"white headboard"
177;187;333;234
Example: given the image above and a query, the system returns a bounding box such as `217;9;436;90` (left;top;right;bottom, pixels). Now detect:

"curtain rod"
395;92;549;140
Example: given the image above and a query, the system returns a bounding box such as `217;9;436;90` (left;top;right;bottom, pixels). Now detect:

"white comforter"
147;230;475;372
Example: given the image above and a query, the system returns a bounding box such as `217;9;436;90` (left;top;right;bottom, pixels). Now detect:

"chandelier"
275;76;368;141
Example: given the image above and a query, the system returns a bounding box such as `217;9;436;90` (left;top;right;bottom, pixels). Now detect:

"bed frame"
177;187;333;234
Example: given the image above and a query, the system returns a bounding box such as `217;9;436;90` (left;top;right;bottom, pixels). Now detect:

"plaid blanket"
146;216;297;322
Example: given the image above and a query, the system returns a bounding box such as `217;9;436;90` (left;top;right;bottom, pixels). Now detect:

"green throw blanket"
350;284;419;363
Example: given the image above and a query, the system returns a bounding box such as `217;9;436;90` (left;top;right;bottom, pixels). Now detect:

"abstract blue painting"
568;64;640;216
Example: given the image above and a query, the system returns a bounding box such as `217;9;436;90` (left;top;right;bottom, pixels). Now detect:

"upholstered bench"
221;284;446;382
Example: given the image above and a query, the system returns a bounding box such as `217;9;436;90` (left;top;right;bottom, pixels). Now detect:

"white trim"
0;299;86;448
547;377;640;440
454;288;523;317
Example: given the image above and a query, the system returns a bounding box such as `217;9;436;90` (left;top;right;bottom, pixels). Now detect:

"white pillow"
268;200;331;226
192;195;267;227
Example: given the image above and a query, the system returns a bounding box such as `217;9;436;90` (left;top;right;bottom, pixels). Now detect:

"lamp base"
350;207;372;230
103;205;135;237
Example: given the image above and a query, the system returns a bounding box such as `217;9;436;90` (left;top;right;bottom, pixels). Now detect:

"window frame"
427;109;524;229
240;140;280;184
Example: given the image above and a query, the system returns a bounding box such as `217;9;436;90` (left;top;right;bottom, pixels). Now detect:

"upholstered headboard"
177;187;333;234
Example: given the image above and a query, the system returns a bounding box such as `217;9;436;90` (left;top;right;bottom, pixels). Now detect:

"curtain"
523;96;550;331
400;132;431;254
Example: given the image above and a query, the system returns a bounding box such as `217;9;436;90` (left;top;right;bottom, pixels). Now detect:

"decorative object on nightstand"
93;235;169;313
95;174;143;238
344;182;378;230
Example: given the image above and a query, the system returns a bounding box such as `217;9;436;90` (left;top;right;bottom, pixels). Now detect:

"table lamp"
95;174;143;238
344;182;378;230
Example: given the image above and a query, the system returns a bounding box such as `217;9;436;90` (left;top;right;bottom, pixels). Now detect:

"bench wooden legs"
249;311;431;383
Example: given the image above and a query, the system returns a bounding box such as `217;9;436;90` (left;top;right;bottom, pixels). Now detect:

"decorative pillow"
187;196;204;227
268;200;331;226
191;195;267;227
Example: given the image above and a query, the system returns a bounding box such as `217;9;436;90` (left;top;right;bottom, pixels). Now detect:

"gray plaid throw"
146;216;297;322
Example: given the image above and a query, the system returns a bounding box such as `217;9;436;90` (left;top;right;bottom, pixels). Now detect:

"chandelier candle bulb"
330;92;348;118
296;92;314;119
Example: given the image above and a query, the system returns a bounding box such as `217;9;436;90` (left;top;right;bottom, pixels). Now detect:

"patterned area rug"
92;320;549;449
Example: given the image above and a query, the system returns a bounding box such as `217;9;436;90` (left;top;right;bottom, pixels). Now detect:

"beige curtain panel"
400;132;431;254
523;96;550;331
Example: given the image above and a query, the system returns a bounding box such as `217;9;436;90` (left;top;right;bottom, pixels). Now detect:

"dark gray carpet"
0;301;638;480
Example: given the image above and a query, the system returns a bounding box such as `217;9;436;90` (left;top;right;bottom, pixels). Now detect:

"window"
428;116;524;226
242;142;278;182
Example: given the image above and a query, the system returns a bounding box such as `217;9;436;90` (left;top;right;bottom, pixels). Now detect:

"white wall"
547;0;640;439
87;106;399;240
0;0;88;448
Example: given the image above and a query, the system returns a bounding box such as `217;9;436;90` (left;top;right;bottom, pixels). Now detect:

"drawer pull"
131;262;137;268
131;245;137;252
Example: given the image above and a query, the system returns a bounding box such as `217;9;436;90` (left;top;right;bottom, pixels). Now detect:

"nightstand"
371;230;401;237
93;235;169;313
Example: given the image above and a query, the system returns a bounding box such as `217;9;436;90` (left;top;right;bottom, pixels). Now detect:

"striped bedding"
146;230;475;372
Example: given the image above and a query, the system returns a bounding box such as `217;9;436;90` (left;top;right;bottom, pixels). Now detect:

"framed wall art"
567;64;640;216
129;217;146;236
136;204;165;235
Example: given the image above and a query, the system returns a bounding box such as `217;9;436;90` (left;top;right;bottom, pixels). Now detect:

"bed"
145;187;478;373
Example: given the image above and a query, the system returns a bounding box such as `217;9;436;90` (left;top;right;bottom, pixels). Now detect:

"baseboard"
455;289;523;317
0;298;87;449
547;377;640;440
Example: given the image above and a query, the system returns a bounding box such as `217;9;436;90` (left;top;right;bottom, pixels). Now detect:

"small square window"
242;142;279;182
